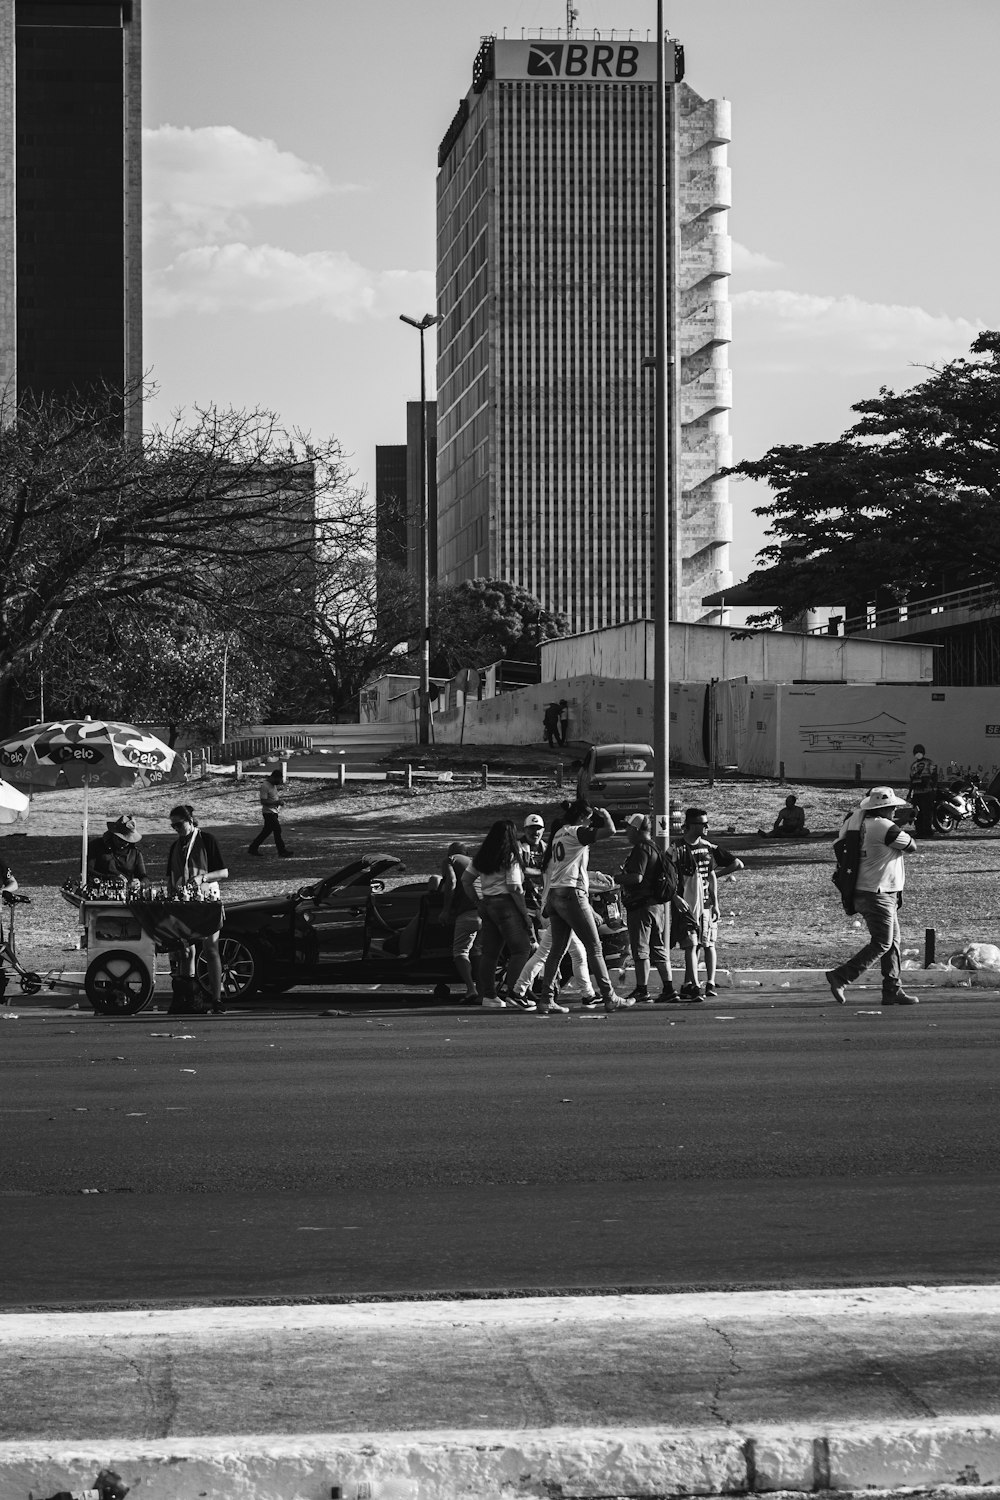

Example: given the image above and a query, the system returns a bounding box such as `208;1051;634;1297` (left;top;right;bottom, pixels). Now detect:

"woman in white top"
462;819;535;1009
537;798;631;1013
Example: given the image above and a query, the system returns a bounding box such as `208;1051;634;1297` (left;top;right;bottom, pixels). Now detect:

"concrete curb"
6;1420;1000;1500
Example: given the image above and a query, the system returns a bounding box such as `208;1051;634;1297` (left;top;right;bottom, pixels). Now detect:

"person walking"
461;819;535;1009
510;812;595;1010
248;769;294;858
908;744;939;838
166;804;229;1014
670;808;743;1000
826;785;920;1006
536;798;631;1014
557;700;570;746
617;813;680;1003
439;840;481;1005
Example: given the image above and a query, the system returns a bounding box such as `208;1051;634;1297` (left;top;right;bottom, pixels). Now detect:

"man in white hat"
826;786;920;1006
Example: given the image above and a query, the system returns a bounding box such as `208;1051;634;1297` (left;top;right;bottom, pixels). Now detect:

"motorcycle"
931;774;1000;834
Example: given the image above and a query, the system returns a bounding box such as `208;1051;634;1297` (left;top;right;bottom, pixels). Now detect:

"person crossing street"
248;769;294;858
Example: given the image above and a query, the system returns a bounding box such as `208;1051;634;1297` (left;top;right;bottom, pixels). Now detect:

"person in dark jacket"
618;813;681;1003
87;815;147;888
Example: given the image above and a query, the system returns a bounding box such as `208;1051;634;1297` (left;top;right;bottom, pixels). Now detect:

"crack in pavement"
705;1320;741;1428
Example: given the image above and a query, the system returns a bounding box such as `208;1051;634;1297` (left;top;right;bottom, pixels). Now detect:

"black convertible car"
202;854;628;1003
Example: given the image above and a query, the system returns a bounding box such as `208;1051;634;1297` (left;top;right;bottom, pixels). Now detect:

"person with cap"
826;785;920;1006
86;815;147;889
670;808;744;1000
617;813;680;1003
509;810;597;1010
907;744;939;838
248;769;294;858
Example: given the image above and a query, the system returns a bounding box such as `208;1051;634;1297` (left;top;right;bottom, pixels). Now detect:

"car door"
302;880;370;967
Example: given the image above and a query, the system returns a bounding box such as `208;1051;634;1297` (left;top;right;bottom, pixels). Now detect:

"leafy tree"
724;331;1000;625
296;555;418;720
0;384;369;733
33;599;271;745
430;578;570;676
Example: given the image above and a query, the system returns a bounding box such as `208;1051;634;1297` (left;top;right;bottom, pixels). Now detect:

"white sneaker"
480;996;506;1009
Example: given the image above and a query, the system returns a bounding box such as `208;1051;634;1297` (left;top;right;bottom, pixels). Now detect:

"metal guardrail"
811;582;1000;636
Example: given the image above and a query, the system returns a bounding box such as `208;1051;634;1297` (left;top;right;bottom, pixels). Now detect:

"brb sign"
493;39;665;85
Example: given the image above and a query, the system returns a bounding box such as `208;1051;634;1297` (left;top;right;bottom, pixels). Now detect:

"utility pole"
652;0;678;857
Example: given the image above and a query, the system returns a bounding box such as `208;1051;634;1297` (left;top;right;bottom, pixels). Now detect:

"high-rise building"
375;399;439;584
435;33;731;631
0;0;142;436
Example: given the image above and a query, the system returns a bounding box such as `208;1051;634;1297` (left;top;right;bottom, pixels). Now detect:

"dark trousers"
912;789;935;837
249;808;287;855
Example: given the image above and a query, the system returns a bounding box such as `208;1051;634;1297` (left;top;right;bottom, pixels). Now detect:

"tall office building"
0;0;142;436
436;33;731;631
375;400;439;584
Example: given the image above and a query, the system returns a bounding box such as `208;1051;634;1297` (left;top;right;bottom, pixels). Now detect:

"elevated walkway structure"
833;583;1000;686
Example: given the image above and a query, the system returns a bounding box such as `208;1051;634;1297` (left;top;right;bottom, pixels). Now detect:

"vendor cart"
53;886;223;1015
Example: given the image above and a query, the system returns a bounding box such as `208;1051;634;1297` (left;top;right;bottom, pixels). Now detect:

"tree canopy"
430;577;570;677
724;331;1000;625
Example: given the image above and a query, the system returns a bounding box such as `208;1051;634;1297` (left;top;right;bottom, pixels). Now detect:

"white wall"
434;675;1000;782
541;620;933;686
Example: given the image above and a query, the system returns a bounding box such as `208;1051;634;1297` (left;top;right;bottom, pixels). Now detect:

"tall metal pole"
652;0;674;855
417;323;430;747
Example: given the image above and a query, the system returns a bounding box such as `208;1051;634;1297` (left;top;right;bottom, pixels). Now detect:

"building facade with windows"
0;0;142;436
435;33;731;632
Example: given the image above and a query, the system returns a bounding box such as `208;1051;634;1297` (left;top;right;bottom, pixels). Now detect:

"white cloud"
731;289;983;373
731;242;783;273
147;241;434;321
143;124;360;246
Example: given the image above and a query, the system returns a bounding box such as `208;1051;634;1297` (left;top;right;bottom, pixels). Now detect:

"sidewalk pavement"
5;1285;1000;1499
7;966;1000;1012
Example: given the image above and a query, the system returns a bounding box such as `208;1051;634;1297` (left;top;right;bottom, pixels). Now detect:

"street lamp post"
399;311;439;747
652;0;677;858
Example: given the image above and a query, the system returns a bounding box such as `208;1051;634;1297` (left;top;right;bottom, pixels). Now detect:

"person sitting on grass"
759;795;809;839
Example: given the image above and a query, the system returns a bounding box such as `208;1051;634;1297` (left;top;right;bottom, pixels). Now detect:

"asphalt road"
4;995;1000;1309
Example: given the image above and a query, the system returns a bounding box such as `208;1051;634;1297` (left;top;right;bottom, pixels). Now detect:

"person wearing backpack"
826;785;920;1006
618;813;681;1003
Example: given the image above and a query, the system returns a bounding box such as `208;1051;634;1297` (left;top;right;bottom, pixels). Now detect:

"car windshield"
594;751;652;774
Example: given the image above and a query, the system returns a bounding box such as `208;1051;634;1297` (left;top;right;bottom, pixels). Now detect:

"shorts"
451;909;482;961
626;902;668;963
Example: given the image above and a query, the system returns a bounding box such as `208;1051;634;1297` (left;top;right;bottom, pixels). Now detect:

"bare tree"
0;386;371;732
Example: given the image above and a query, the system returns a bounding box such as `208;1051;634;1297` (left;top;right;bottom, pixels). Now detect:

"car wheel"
433;981;452;1001
85;950;154;1016
197;935;262;1002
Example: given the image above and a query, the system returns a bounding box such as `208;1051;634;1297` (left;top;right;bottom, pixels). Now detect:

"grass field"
2;766;998;979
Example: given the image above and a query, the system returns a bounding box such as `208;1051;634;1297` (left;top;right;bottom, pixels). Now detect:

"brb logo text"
527;42;640;79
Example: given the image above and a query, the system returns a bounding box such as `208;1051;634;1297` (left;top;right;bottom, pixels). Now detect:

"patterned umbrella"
0;718;179;879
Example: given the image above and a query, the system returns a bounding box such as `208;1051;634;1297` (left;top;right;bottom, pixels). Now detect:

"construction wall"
434;675;1000;782
540;620;934;686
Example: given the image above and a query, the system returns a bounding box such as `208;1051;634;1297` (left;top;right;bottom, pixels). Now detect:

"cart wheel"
85;950;154;1016
18;971;42;995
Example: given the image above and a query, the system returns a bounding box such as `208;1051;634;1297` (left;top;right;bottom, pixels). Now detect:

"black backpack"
648;843;679;904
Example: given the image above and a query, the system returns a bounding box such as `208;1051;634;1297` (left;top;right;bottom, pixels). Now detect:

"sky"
141;0;1000;585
